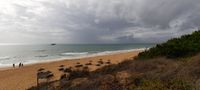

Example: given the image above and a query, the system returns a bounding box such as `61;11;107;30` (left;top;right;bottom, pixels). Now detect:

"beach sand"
0;50;141;90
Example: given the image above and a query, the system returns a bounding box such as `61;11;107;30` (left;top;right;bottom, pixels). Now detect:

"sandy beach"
0;50;141;90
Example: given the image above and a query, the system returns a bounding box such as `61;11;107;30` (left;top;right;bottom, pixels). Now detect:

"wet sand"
0;50;141;90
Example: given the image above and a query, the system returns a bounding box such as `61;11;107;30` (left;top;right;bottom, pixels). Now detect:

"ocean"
0;44;155;67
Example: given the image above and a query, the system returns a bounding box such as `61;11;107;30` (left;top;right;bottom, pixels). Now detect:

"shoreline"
0;48;145;71
0;50;142;90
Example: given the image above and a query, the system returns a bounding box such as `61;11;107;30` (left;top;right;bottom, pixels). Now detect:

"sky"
0;0;200;44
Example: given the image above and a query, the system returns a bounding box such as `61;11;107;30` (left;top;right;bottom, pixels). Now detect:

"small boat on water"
51;43;56;46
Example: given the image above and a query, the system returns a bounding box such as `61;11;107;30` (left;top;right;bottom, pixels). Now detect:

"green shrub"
130;79;166;90
168;79;192;90
136;30;200;59
130;78;192;90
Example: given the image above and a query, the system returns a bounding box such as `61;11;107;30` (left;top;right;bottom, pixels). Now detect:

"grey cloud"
0;0;200;44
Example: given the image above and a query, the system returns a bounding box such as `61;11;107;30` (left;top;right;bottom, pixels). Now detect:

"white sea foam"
60;52;89;56
0;63;13;68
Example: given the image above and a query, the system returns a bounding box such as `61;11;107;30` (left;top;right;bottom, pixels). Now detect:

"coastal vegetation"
29;54;200;90
29;30;200;90
136;30;200;59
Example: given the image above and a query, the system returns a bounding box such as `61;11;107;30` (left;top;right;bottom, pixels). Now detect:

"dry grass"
29;54;200;90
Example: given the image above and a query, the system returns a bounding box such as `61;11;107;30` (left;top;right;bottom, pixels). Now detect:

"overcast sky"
0;0;200;44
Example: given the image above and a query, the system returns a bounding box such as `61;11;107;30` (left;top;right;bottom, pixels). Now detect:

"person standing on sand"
13;64;15;68
19;63;21;67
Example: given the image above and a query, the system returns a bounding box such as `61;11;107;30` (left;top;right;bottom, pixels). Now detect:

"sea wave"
87;48;147;57
60;52;89;56
35;55;48;57
0;56;11;60
0;48;146;68
35;49;46;52
57;48;147;60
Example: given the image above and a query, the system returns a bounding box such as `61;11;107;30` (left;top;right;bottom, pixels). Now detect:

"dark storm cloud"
0;0;200;44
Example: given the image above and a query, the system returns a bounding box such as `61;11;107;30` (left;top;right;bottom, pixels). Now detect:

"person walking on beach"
13;64;15;68
19;63;21;67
